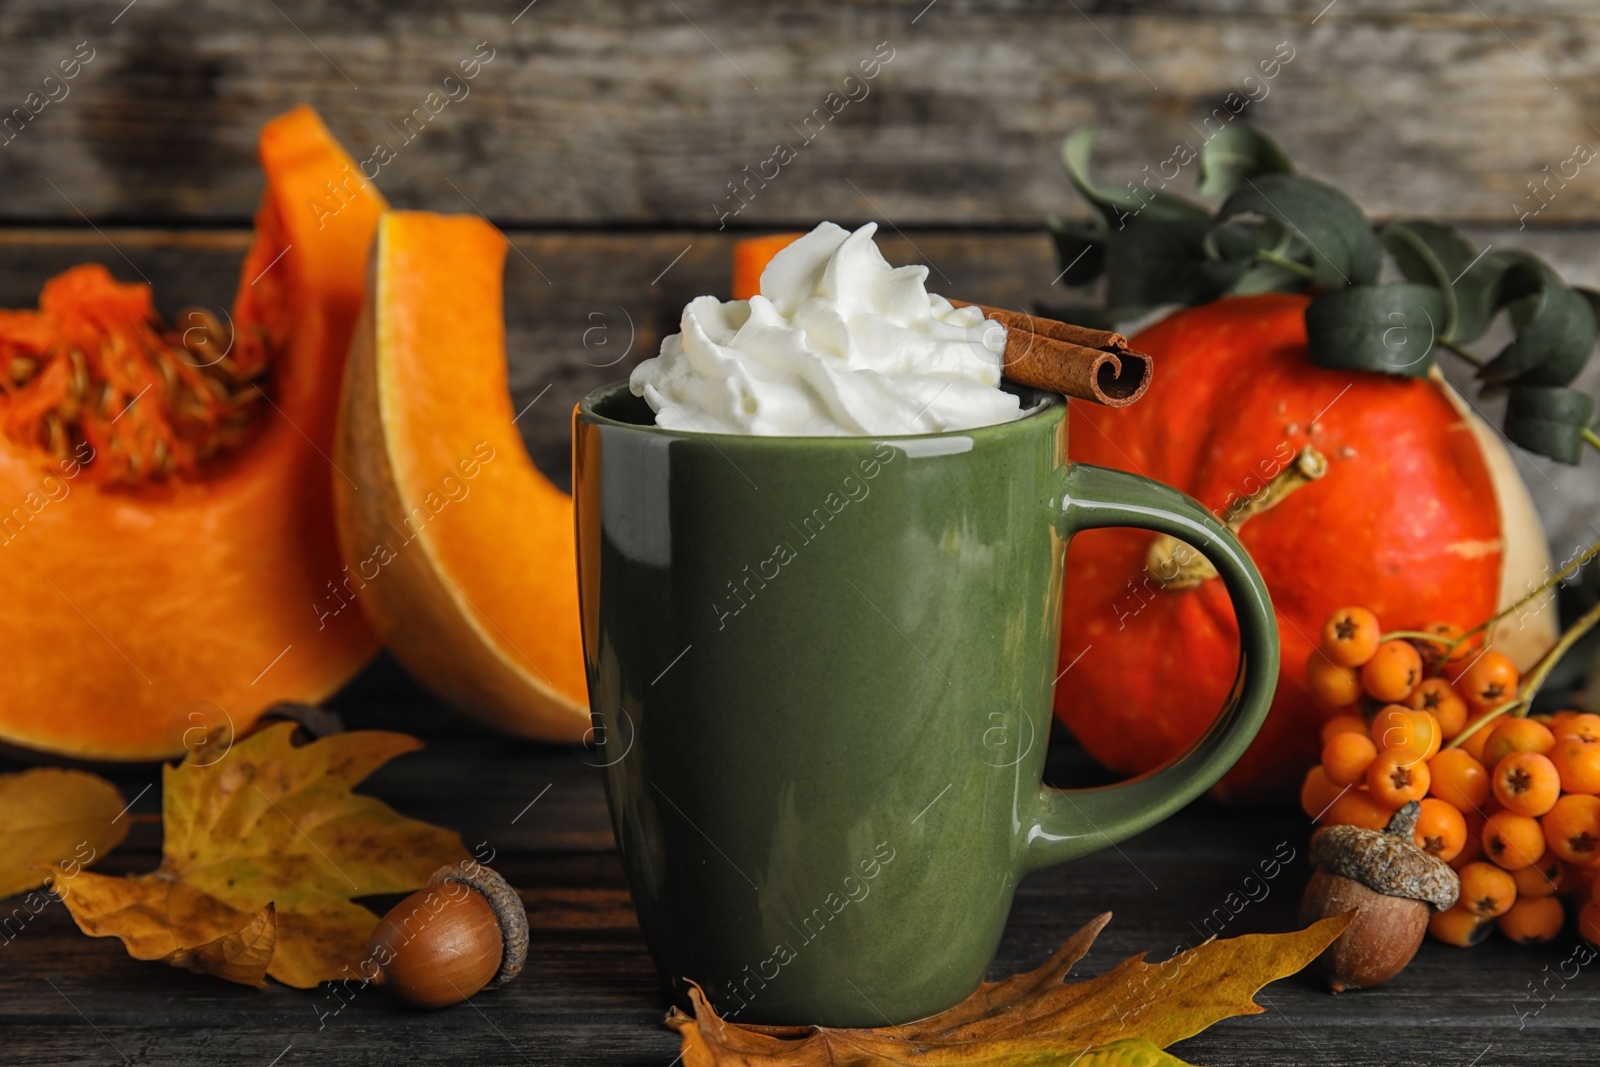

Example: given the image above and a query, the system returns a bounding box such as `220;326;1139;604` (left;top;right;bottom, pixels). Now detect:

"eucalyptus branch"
1380;629;1455;646
1445;597;1600;751
1447;698;1524;751
1254;249;1314;279
1054;123;1600;464
1435;339;1599;455
1519;597;1600;710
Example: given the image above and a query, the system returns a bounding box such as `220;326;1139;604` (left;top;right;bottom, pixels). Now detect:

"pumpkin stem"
0;264;273;486
1145;444;1328;590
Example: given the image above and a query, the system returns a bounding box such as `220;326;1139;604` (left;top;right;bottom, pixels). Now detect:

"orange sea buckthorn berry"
1581;901;1600;947
1405;678;1468;738
1322;732;1378;787
1551;734;1600;796
1492;751;1561;817
1320;714;1369;746
1414;798;1468;862
1498;895;1564;944
1482;811;1546;870
1361;640;1424;703
1300;765;1345;821
1547;710;1582;735
1457;649;1519;711
1323;788;1395;831
1428;749;1490;813
1423;621;1472;662
1512;856;1564;899
1450;817;1487;870
1370;706;1441;765
1321;606;1381;667
1483;717;1555;769
1554;712;1600;742
1457;717;1495;764
1367;753;1430;807
1458;862;1517;918
1429;903;1491;947
1307;651;1362;707
1541;794;1600;868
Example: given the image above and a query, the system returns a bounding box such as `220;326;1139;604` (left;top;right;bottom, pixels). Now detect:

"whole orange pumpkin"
1057;293;1556;805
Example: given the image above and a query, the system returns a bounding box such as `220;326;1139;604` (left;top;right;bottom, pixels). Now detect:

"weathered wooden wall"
2;2;1600;226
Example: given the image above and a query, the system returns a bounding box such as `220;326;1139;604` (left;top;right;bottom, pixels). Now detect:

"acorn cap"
1309;800;1459;911
429;860;529;987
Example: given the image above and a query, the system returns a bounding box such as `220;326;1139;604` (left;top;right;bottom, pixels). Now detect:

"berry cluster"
1299;606;1600;948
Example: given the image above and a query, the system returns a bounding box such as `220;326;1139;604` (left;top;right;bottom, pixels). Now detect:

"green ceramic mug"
573;382;1277;1027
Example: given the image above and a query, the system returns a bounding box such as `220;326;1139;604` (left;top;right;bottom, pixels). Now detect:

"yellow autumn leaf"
53;723;468;987
1061;1039;1196;1067
667;912;1350;1066
0;768;127;898
1020;914;1353;1050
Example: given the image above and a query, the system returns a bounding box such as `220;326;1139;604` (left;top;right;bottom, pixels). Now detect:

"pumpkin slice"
0;106;382;760
334;212;588;741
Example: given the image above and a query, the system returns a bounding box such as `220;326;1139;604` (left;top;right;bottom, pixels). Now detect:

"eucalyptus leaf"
1062;128;1210;232
1047;214;1109;288
1230;260;1316;296
1504;385;1596;465
1379;221;1507;344
1203;221;1264;263
1577;287;1600;326
1197;124;1293;199
1219;174;1380;290
1063;128;1156;224
1305;283;1443;378
1105;207;1245;314
1480;256;1597;387
1219;218;1318;295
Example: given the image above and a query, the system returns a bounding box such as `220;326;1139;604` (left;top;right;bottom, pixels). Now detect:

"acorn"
367;860;529;1009
1298;800;1459;992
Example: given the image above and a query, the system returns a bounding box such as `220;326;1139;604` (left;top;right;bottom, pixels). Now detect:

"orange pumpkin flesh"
1057;293;1555;805
0;106;381;760
732;234;804;300
334;211;588;741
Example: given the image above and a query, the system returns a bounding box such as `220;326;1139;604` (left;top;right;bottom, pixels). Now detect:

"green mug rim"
576;380;1063;446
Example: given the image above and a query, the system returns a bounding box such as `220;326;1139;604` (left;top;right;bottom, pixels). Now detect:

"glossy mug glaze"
572;382;1278;1027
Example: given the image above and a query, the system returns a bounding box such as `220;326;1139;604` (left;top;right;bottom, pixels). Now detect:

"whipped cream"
629;222;1023;436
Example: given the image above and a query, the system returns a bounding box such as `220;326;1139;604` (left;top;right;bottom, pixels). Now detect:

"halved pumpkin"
0;106;382;760
334;212;588;741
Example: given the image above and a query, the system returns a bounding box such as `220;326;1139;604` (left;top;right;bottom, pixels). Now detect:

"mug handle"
1019;462;1279;874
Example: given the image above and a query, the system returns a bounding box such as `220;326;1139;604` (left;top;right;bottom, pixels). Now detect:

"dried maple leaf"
168;903;279;987
52;723;468;988
666;912;1351;1066
0;768;127;897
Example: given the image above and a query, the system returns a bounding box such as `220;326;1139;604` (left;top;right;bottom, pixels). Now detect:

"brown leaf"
53;723;468;987
666;913;1351;1066
167;904;278;988
0;768;127;897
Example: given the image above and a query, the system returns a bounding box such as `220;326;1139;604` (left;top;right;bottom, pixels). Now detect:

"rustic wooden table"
3;658;1595;1067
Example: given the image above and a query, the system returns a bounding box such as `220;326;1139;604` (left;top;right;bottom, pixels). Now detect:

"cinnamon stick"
954;302;1153;408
